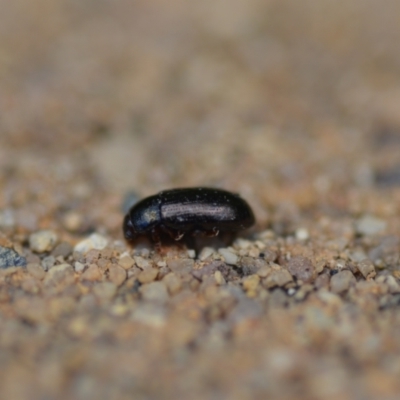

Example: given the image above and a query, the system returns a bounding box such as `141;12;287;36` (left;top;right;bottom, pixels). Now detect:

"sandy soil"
2;1;400;399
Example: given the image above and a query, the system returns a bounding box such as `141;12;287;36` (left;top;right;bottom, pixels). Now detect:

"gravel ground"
2;1;400;399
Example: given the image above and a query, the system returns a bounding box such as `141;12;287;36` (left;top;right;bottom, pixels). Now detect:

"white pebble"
198;247;214;261
73;233;108;254
29;230;58;253
295;228;309;241
187;249;196;259
218;248;239;265
74;261;85;272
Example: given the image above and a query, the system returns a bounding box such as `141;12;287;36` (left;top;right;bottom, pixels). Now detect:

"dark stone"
0;246;27;268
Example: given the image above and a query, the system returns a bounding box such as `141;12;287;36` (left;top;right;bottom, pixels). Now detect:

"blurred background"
1;0;400;234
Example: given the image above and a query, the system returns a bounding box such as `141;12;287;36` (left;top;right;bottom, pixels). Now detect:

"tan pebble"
29;230;58;253
21;278;40;294
317;289;343;307
376;275;400;293
27;263;45;280
81;264;102;281
246;289;258;298
93;282;117;300
243;274;260;291
44;264;74;286
257;265;271;278
255;240;266;249
330;270;356;293
214;270;226;285
119;255;135;270
109;264;127;286
74;234;108;254
163;273;182;295
140;281;169;302
68;316;89;337
134;256;151;269
392;270;400;280
138;268;158;284
110;303;129;316
315;261;325;274
264;269;293;288
62;211;83;232
157;261;167;268
294;284;313;301
357;259;376;279
248;248;260;258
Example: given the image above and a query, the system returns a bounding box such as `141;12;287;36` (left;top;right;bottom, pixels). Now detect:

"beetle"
123;187;255;243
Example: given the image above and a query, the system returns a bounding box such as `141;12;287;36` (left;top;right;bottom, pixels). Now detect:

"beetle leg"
151;229;161;244
205;227;219;237
171;230;185;241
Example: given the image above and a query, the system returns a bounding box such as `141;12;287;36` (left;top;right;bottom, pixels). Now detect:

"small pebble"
218;248;239;265
52;242;73;258
376;275;400;293
81;264;102;281
74;261;85;273
109;264;127;286
264;268;293;288
62;211;84;232
138;268;159;284
41;256;56;271
27;263;46;280
44;263;75;286
74;234;108;254
287;256;314;283
29;230;58;253
248;248;260;258
214;270;226;285
134;256;151;269
132;303;166;327
0;246;27;268
257;265;271;278
93;282;117;300
0;209;15;229
295;228;309;241
187;249;196;259
167;258;194;277
235;238;252;249
357;259;376;279
330;270;356;293
119;254;135;270
198;247;215;261
140;281;169;302
355;215;386;236
243;274;260;292
163;273;182;294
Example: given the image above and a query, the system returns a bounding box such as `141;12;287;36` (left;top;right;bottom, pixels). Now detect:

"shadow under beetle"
123;187;255;244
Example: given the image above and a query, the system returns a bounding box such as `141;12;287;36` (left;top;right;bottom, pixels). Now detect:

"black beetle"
123;187;255;242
